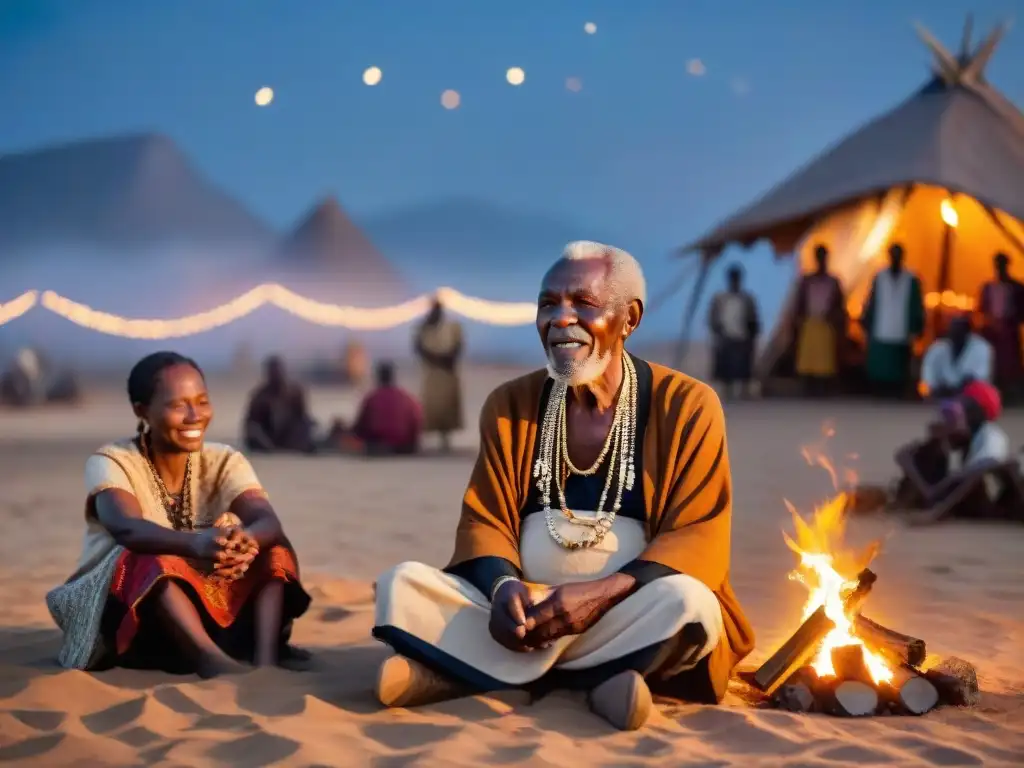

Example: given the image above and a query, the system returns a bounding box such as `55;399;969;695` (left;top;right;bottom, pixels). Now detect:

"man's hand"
523;573;635;647
488;579;536;652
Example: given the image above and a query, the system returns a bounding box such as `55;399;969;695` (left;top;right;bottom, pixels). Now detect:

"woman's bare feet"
197;651;250;679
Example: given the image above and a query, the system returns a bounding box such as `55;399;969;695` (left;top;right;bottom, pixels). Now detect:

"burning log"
752;569;876;696
852;615;926;668
818;680;879;717
815;644;881;717
878;666;939;715
753;606;834;696
775;666;818;712
923;657;981;707
831;644;873;685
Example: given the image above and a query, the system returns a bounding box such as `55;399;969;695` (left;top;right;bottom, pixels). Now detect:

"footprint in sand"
362;721;463;750
10;709;65;731
205;730;300;767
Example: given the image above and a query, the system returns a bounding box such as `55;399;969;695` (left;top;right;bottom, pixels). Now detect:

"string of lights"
0;284;979;339
0;285;537;338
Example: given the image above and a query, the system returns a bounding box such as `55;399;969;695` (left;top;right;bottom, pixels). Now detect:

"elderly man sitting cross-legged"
371;241;755;731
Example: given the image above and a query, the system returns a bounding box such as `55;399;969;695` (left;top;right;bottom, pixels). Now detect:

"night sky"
2;0;1022;330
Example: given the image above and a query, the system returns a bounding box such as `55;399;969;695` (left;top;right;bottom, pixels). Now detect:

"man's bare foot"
197;652;250;679
588;670;652;731
376;655;466;708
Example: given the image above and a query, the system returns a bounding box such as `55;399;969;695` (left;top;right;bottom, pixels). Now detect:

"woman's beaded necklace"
533;354;638;550
138;433;195;531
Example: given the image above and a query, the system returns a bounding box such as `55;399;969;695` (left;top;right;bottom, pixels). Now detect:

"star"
254;87;274;106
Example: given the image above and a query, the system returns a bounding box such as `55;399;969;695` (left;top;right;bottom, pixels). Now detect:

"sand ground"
1;365;1023;767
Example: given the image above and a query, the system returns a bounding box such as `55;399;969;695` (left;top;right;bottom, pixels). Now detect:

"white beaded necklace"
533;354;638;550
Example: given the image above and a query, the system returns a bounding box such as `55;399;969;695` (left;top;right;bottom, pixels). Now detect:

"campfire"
750;491;980;717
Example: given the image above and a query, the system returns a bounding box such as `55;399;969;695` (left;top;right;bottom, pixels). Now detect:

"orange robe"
440;360;754;702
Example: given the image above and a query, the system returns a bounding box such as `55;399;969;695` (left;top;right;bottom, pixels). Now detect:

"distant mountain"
274;196;410;304
361;198;626;301
0;133;273;251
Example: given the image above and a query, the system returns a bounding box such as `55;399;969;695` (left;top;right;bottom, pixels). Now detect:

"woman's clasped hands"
189;514;260;583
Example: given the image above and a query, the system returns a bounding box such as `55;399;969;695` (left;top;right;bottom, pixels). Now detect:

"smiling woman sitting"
46;351;311;677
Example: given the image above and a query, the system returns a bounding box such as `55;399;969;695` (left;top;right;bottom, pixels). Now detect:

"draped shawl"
448;359;756;702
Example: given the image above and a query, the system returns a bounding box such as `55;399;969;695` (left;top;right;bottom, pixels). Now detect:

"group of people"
241;300;465;457
708;246;1024;400
46;242;753;732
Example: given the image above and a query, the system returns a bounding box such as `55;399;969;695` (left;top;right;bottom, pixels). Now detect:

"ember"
750;439;980;717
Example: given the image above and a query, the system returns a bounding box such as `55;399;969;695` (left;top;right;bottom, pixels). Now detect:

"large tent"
675;19;1024;377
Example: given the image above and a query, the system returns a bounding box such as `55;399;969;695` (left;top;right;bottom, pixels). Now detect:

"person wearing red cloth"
326;361;423;455
895;381;1022;523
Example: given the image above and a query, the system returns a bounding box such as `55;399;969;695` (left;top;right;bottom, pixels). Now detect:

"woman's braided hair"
127;351;204;434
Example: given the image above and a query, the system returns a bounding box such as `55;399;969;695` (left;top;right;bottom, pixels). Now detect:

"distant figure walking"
861;243;925;398
793;245;846;396
977;252;1024;398
243;356;317;453
708;264;760;399
414;299;464;452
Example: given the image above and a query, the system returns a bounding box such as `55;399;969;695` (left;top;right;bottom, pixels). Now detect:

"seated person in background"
244;355;317;453
326;361;422;455
372;241;754;731
46;352;311;677
919;314;992;399
354;361;422;454
894;380;1020;523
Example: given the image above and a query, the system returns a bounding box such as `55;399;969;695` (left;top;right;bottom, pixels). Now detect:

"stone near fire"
924;656;981;707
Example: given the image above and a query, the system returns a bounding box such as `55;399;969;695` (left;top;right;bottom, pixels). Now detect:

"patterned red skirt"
103;544;311;667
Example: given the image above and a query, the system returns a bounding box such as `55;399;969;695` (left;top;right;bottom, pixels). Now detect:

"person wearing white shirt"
894;380;1021;523
920;315;993;399
860;244;925;397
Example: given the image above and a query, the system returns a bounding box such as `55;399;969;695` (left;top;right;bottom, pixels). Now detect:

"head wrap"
962;380;1002;422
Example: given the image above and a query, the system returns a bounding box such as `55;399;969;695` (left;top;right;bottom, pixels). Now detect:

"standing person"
46;352;311;675
978;252;1024;399
792;245;846;396
861;243;925;398
707;264;760;399
414;298;464;452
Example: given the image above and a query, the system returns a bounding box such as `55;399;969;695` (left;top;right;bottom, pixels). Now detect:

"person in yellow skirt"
793;245;846;395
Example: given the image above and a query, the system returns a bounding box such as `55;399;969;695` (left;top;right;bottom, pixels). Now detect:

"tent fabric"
680;25;1024;257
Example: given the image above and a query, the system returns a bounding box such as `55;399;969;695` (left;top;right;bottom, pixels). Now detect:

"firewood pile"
749;569;980;716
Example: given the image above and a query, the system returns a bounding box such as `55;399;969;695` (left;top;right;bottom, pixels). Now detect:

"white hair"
561;240;647;308
543;241;645;387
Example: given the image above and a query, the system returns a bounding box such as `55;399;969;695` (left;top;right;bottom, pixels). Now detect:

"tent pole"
673;254;713;370
933;192;956;337
982;205;1024;258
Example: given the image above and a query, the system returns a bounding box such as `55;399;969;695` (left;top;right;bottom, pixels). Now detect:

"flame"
783;495;892;684
785;427;892;685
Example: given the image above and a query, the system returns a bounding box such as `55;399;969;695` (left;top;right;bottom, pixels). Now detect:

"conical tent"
675;19;1024;374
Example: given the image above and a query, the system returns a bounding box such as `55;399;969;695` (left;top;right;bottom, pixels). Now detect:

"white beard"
545;344;613;387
